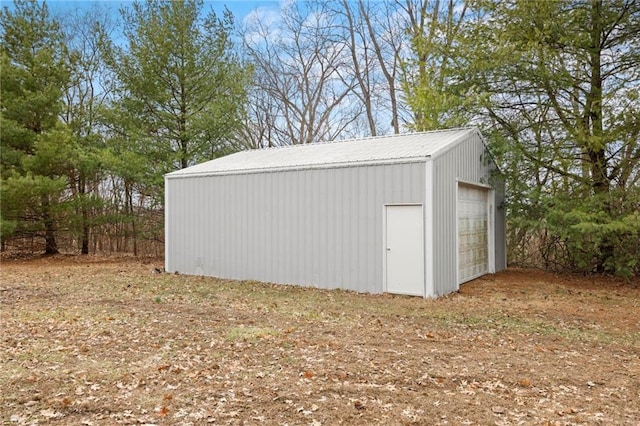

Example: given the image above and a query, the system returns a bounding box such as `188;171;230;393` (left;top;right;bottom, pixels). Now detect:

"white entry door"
385;205;424;296
458;185;489;284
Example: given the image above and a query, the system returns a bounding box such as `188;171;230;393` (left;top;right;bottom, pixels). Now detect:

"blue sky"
37;0;280;26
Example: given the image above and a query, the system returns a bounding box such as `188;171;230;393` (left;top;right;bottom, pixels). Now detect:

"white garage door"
458;185;489;284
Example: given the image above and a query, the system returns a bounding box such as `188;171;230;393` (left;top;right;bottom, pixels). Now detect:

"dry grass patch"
1;256;639;425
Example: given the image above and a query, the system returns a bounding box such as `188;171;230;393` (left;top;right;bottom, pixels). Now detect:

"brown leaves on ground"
1;256;639;425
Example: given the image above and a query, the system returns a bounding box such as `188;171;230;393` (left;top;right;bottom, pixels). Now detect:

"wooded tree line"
1;0;638;276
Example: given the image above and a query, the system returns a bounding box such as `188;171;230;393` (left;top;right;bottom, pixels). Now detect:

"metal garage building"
165;127;506;297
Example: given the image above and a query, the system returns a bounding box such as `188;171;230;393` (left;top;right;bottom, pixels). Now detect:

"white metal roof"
167;127;480;177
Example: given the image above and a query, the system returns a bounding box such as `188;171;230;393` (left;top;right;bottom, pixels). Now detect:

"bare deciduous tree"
243;1;362;146
358;0;407;134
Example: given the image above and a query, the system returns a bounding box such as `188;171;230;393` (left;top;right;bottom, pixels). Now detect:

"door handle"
386;248;391;251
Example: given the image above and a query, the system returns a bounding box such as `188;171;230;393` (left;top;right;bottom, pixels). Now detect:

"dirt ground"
1;256;638;425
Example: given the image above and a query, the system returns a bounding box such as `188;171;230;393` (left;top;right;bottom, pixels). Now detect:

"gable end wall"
431;132;502;295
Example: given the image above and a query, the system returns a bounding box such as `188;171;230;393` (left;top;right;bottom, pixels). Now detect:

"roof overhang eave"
165;156;431;179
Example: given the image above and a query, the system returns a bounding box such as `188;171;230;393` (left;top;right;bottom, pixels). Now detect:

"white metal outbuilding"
165;127;506;297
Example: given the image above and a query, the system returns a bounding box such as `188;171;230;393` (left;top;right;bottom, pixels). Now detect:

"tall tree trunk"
588;0;607;195
131;218;138;257
42;198;59;255
362;0;401;134
587;0;613;271
80;175;90;255
44;223;58;254
343;0;377;136
125;182;138;256
81;222;90;255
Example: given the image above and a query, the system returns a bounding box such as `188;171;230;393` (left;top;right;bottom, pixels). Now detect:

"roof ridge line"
252;127;477;152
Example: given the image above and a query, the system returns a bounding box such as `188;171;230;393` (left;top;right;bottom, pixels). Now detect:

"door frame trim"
382;203;425;297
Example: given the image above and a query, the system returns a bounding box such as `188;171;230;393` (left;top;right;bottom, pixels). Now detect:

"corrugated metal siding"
165;162;425;294
431;132;497;295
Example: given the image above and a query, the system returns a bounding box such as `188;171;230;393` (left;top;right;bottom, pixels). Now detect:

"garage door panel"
458;186;489;284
